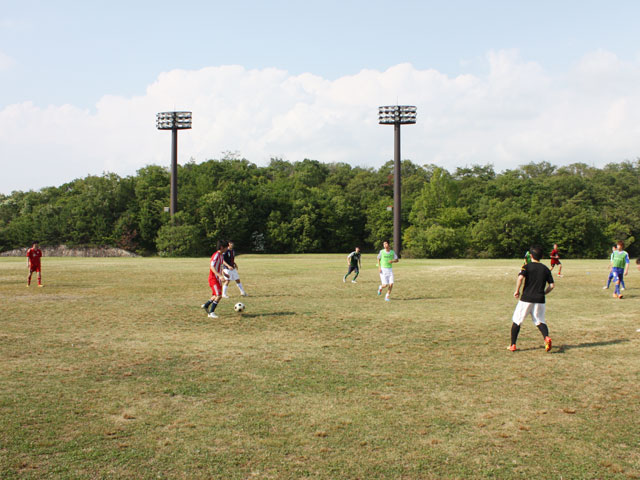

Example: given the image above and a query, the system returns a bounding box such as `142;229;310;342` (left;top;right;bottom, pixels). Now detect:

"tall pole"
170;128;178;217
393;123;402;255
156;111;192;219
378;105;416;257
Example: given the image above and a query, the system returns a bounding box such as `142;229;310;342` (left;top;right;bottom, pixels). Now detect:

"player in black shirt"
509;246;555;352
221;241;248;298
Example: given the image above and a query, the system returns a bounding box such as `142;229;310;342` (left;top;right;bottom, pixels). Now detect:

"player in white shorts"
376;240;398;301
222;241;247;298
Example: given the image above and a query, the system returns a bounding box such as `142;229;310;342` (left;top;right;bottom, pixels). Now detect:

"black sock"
511;323;520;345
209;301;218;313
203;300;212;308
537;323;549;338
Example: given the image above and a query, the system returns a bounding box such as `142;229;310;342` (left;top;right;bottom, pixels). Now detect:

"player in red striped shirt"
26;242;43;287
201;240;228;318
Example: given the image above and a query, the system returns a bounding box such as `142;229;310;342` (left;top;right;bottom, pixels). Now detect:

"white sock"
222;284;228;296
237;282;245;294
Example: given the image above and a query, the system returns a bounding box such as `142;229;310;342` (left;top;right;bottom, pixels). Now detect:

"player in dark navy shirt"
221;241;247;297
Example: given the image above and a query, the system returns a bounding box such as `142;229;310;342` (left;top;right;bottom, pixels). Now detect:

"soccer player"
201;240;228;319
343;247;362;283
603;246;622;290
376;241;398;301
509;246;554;353
221;241;247;298
549;243;562;276
522;250;532;268
26;242;43;287
610;240;629;299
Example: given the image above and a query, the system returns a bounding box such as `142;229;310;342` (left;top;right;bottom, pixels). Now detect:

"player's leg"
37;267;42;286
613;269;621;298
531;304;551;351
27;269;32;286
222;277;230;298
510;301;531;351
557;262;562;276
384;271;394;300
351;267;359;282
235;278;247;296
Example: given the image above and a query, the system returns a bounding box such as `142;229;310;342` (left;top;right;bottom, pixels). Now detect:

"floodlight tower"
156;111;192;217
378;105;417;256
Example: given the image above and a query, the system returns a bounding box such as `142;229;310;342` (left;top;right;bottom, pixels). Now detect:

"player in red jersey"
201;240;228;319
26;242;43;287
549;243;563;277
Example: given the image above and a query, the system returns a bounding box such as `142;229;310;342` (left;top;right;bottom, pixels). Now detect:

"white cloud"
0;51;15;71
2;49;640;194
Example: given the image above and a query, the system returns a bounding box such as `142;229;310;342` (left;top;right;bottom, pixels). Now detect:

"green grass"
1;255;639;479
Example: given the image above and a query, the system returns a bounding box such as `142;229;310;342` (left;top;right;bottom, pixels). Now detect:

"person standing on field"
343;247;362;283
221;241;247;298
26;242;43;287
377;241;398;301
509;246;554;353
610;240;629;299
549;243;562;276
201;240;228;319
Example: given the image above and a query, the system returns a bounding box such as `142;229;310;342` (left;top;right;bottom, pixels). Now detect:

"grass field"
1;255;639;479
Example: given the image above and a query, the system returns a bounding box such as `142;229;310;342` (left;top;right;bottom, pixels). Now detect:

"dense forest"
1;157;639;258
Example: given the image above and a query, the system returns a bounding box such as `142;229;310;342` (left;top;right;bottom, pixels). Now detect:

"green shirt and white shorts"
377;249;398;285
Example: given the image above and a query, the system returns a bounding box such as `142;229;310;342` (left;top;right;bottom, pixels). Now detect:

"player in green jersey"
343;247;362;283
610;240;629;299
376;241;398;301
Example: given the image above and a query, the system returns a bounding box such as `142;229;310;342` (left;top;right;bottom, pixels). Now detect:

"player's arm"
514;274;524;298
347;253;353;266
625;253;630;276
545;283;555;295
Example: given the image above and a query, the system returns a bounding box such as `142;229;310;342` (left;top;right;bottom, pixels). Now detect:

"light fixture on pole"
378;105;416;256
156;111;192;217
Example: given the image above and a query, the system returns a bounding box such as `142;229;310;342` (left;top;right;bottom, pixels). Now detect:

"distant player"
343;247;362;283
221;241;247;298
603;246;622;290
549;243;562;276
376;241;398;301
610;241;629;299
509;246;554;352
522;250;532;268
201;240;228;319
26;242;43;287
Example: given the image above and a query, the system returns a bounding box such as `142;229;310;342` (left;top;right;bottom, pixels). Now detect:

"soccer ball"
234;302;245;313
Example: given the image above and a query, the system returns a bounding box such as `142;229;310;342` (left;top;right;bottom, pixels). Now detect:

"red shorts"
209;276;222;296
30;264;41;273
550;259;561;265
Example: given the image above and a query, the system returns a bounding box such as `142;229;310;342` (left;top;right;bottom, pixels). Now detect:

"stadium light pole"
156;111;192;217
378;105;417;256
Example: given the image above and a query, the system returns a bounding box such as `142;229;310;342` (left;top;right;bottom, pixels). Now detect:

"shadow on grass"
238;311;297;318
555;338;629;353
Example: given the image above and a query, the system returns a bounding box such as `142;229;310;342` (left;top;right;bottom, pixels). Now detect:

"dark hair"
529;246;543;261
617;240;625;248
217;240;229;250
636;257;640;264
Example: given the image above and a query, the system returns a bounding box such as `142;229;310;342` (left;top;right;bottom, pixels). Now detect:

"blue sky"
2;0;640;193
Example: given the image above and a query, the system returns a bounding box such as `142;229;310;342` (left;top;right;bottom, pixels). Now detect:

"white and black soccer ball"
234;302;245;313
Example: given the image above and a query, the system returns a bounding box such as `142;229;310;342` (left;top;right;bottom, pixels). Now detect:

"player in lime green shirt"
610;240;629;299
376;240;398;301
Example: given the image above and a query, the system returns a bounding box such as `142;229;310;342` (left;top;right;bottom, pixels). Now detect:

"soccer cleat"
544;336;552;352
602;286;608;289
613;293;619;299
385;296;390;302
201;303;208;310
38;284;43;287
377;286;382;296
508;344;517;352
241;292;248;297
208;312;219;319
222;295;230;299
343;277;346;283
621;287;625;291
351;280;357;283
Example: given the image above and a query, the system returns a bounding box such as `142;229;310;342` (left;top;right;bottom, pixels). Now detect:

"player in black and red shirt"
221;241;247;298
26;242;43;287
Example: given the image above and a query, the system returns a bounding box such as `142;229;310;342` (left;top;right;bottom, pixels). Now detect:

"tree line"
1;157;638;258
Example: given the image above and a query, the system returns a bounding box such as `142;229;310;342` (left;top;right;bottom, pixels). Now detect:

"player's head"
32;241;38;248
383;241;390;250
355;246;360;252
529;246;543;261
617;240;625;250
553;243;558;249
228;241;234;249
217;240;229;251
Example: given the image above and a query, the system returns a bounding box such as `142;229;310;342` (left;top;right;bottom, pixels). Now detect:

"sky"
1;0;640;194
